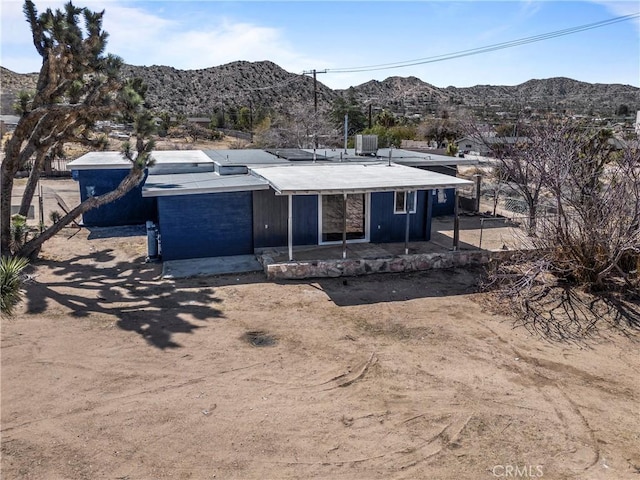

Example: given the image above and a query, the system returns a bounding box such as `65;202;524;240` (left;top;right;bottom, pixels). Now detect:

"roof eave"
67;163;132;171
273;181;473;196
142;183;269;198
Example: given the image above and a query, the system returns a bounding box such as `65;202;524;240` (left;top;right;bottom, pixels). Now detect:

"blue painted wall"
370;191;430;243
156;188;435;260
75;169;156;226
416;165;457;217
293;195;318;246
158;192;253;260
431;188;455;216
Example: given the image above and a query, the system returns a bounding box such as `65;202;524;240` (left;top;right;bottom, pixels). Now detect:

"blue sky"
1;1;638;90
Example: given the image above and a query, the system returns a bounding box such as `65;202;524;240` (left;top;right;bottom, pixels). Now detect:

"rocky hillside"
446;77;640;115
2;61;638;119
341;76;451;117
121;61;337;116
1;66;38;114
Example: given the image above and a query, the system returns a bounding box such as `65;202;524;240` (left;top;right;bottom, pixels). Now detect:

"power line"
326;12;640;74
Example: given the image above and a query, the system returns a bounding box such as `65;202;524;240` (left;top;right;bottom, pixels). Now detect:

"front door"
319;193;369;243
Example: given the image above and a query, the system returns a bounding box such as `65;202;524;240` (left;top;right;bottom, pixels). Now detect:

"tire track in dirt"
482;324;603;474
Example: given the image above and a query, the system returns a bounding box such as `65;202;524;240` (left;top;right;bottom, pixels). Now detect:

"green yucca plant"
10;214;29;253
0;256;29;316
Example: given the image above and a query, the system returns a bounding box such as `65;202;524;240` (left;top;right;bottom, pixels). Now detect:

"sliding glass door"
320;193;369;243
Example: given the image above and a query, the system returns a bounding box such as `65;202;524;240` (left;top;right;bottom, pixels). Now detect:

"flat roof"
301;148;479;166
203;149;286;166
378;148;480;166
142;172;269;197
67;152;132;170
250;162;473;195
68;150;214;171
265;148;330;161
149;150;214;165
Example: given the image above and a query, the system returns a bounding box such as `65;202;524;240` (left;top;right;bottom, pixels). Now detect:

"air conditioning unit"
355;134;378;156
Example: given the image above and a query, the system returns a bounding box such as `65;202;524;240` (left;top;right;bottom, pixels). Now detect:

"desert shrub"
0;256;29;316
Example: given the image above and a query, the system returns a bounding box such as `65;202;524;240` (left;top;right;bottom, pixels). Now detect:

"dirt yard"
2;222;640;479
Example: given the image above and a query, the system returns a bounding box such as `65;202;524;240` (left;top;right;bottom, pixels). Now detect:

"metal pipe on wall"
342;193;347;259
288;194;293;261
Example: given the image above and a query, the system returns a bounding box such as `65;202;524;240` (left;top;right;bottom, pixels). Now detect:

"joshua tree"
0;1;154;258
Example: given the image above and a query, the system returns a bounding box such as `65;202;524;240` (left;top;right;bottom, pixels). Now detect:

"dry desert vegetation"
2;191;640;479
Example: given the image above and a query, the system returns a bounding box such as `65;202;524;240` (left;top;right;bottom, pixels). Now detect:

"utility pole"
303;69;327;148
344;113;348;153
249;98;254;143
302;69;327;113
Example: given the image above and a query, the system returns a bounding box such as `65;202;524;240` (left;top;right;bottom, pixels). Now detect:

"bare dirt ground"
2;223;640;479
3;170;640;479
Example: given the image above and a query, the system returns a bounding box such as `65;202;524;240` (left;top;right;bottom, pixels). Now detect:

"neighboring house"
67;148;473;262
455;136;530;156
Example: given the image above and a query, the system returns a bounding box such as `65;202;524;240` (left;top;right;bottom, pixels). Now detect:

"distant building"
455;136;530;156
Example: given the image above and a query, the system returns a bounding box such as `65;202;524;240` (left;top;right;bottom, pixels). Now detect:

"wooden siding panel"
158;192;253;260
76;169;156;226
253;189;288;248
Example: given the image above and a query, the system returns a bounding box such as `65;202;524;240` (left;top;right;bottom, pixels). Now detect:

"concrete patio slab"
162;254;263;279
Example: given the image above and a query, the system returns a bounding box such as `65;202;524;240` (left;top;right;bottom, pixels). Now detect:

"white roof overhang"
250;163;473;195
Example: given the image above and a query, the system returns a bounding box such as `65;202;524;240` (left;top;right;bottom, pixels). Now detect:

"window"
394;191;416;214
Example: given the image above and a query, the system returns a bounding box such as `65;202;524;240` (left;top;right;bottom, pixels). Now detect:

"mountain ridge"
2;62;638;119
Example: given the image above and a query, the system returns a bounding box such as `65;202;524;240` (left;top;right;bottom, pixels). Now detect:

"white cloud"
1;1;329;75
1;0;127;71
107;13;328;75
100;4;177;63
155;20;297;68
1;0;65;44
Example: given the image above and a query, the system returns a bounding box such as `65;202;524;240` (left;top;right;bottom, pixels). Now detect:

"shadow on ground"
86;225;147;240
483;282;640;344
297;267;483;307
24;248;224;349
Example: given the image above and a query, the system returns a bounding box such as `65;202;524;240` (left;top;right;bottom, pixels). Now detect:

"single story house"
68;148;473;262
455;136;530;156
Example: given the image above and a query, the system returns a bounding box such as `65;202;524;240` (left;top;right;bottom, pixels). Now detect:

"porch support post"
404;191;412;255
342;193;347;259
453;189;460;251
288;194;293;261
